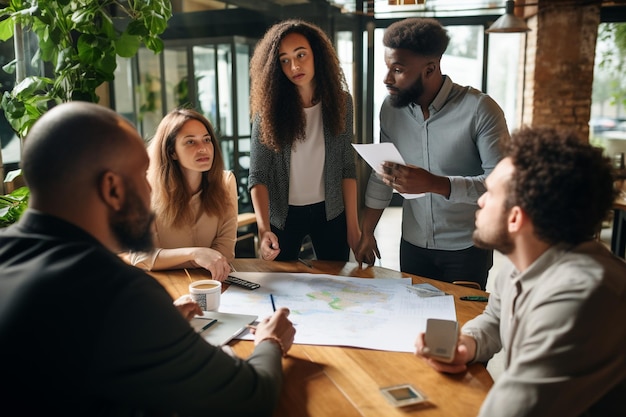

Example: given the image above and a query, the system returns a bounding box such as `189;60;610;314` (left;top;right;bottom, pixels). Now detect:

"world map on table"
297;278;391;313
219;272;456;352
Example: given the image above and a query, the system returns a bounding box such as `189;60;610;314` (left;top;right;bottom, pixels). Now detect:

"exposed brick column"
522;0;601;141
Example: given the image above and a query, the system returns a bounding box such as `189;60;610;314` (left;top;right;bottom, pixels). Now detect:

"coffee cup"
189;279;221;311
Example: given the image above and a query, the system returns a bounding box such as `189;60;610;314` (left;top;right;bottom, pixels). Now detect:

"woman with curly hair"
248;19;360;262
129;108;237;281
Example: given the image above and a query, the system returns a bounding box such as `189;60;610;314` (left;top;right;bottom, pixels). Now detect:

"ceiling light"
486;0;530;34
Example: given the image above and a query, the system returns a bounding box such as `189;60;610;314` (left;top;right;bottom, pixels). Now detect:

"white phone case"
425;318;458;363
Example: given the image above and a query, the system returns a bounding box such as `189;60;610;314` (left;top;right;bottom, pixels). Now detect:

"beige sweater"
129;170;238;270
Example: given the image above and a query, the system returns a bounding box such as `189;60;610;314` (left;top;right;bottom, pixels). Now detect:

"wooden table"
150;260;494;417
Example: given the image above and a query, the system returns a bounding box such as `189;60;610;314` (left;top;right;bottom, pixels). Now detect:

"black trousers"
271;202;349;261
400;239;493;290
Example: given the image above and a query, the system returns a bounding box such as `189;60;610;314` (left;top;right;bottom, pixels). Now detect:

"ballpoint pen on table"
270;293;276;312
298;258;313;268
199;318;217;331
184;268;193;282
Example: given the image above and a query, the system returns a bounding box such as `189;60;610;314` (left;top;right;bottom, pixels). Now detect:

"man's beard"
109;182;155;252
389;75;425;108
473;211;514;255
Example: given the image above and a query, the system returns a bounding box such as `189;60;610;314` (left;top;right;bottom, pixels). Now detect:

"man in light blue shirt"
355;17;509;289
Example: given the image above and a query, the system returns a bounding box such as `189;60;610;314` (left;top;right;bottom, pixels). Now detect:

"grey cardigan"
248;93;356;230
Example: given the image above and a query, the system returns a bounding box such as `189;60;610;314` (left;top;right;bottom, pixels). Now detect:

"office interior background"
1;0;626;216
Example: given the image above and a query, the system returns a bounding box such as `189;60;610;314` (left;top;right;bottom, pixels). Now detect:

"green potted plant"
0;0;172;138
0;0;171;227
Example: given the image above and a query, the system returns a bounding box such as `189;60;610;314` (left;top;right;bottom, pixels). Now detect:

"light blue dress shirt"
365;76;509;250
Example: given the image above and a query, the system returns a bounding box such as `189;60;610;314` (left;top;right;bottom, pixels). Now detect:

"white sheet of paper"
220;272;456;353
352;143;424;199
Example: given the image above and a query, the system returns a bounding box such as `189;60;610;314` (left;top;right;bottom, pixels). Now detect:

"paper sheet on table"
352;142;424;199
220;272;456;353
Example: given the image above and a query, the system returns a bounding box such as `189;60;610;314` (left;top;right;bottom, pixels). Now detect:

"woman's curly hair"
249;19;348;152
505;126;616;246
147;108;231;228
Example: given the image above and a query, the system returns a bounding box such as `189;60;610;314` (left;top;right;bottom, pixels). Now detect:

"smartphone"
424;318;458;363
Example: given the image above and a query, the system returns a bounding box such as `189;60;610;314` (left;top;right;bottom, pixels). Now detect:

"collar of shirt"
430;75;453;113
510;243;574;298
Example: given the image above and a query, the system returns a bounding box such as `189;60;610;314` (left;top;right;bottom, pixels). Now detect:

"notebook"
191;311;258;346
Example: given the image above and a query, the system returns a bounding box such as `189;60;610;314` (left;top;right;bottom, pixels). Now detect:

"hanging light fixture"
486;0;530;33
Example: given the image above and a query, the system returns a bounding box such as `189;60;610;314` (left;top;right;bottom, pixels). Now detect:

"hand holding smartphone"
424;318;458;363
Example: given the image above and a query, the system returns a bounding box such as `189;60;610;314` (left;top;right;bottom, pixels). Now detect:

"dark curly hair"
505;126;616;246
383;18;450;58
249;19;348;152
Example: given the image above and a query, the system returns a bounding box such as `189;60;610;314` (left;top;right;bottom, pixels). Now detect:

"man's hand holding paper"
380;161;451;199
352;143;424;199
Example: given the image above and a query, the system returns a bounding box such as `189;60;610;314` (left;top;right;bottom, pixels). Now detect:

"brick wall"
521;0;601;141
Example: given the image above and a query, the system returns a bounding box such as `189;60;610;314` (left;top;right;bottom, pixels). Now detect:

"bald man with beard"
0;102;295;417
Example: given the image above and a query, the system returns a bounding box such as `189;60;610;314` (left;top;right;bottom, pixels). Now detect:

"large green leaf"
0;17;15;41
116;31;141;58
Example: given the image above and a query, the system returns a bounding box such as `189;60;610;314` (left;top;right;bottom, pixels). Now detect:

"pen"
199;318;217;331
460;296;489;302
270;293;276;312
298;258;313;268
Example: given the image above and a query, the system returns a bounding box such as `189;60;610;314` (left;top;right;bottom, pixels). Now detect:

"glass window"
194;45;218;126
337;31;355;97
236;43;251;136
113;57;137;127
217;44;233;137
590;22;626;158
441;25;483;90
486;33;523;131
163;47;189;110
136;48;162;139
373;28;388;143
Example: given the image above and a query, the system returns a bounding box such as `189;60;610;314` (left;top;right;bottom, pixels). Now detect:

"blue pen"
270;294;276;312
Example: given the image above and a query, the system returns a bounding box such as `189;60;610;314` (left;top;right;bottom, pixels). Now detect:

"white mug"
189;279;221;311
